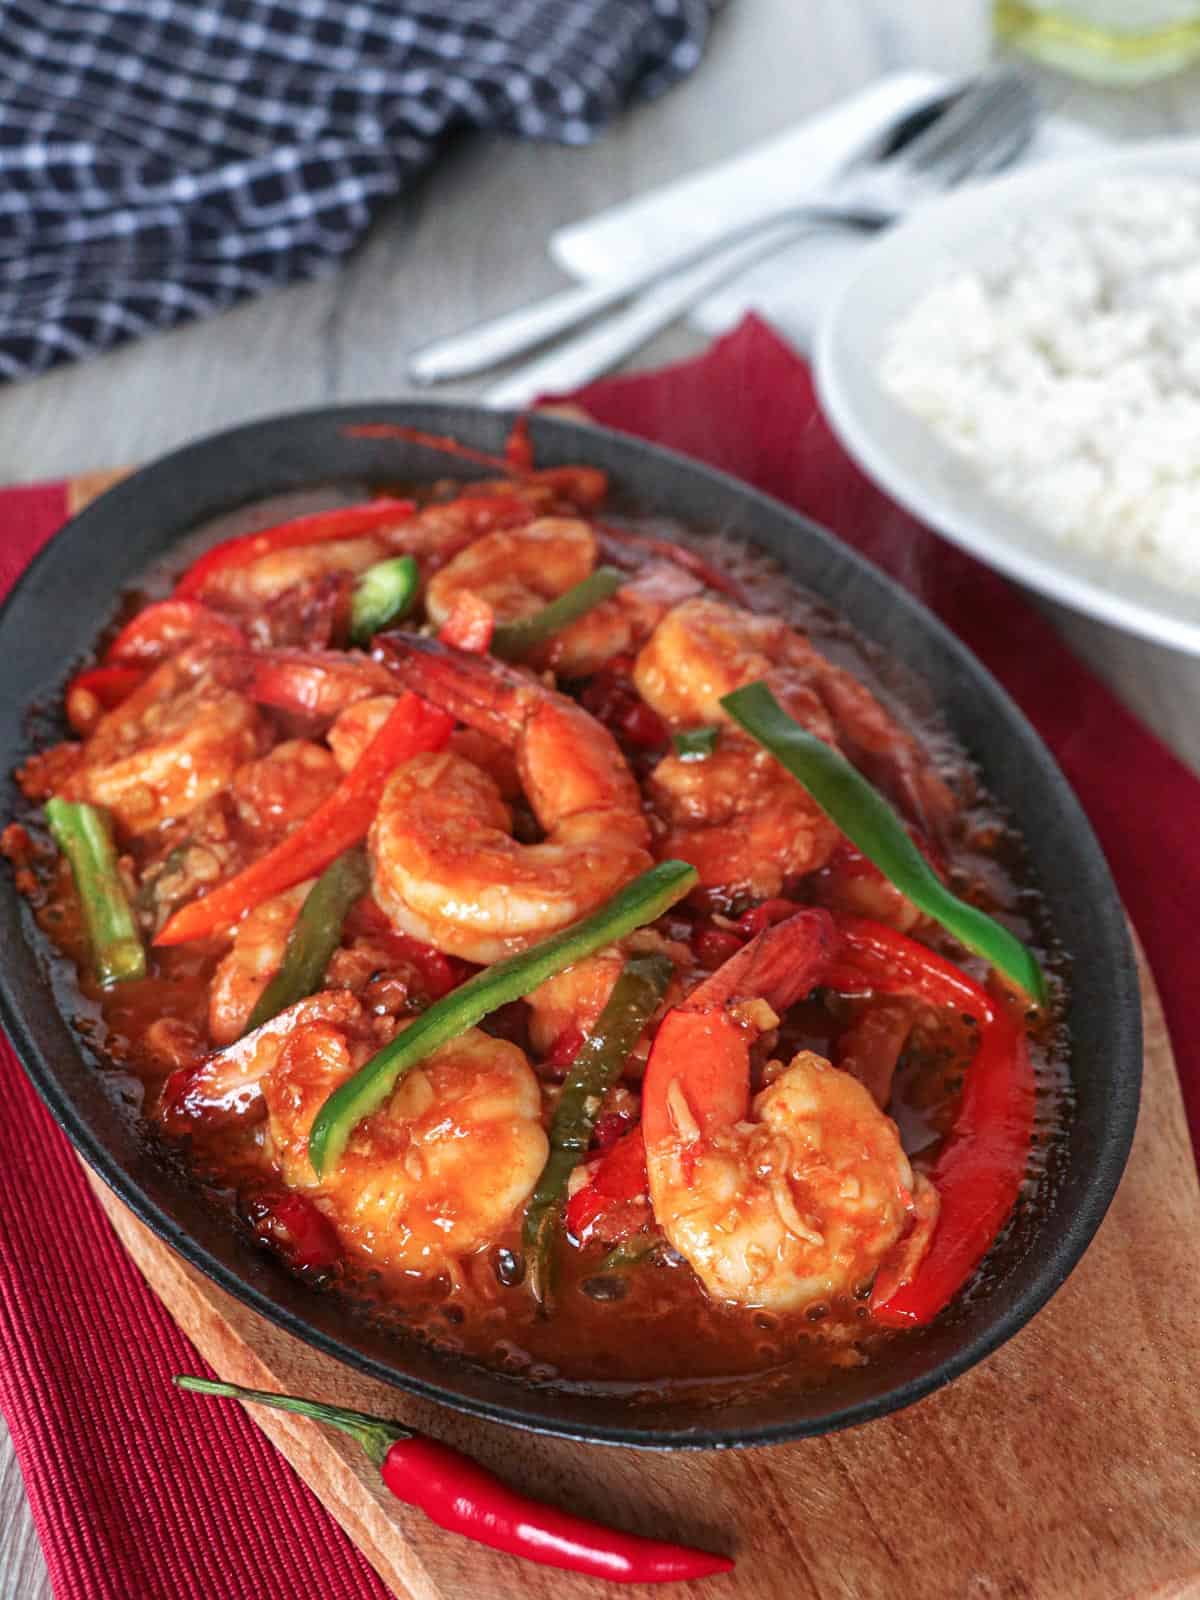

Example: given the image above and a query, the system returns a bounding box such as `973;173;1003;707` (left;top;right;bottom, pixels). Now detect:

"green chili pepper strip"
523;952;673;1309
308;860;698;1176
243;848;371;1034
349;555;420;645
722;680;1047;1006
491;567;624;661
671;726;719;761
45;798;146;986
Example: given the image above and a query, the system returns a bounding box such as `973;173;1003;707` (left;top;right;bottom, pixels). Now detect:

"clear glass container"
994;0;1200;81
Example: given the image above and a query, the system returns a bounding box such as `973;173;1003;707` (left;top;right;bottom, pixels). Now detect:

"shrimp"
61;652;261;836
207;883;310;1045
526;929;692;1061
159;990;363;1132
634;597;956;845
262;1022;547;1276
425;517;701;676
368;639;652;962
230;740;341;840
640;910;938;1313
647;730;841;901
201;536;390;609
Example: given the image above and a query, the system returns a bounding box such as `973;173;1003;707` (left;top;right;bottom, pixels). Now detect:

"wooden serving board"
83;943;1200;1600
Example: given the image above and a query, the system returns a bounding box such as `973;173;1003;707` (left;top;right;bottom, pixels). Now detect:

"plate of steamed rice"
814;140;1200;656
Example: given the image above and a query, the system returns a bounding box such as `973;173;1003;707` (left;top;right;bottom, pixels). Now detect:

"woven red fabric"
0;316;1192;1598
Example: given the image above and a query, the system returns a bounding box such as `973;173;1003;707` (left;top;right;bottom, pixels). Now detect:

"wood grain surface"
80;943;1200;1600
6;4;1200;1592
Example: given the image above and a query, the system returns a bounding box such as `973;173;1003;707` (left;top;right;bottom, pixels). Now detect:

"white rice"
879;175;1200;592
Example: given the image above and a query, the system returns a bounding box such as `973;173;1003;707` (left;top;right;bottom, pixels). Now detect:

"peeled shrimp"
231;740;341;839
62;652;261;836
640;911;937;1313
648;730;840;901
207;883;310;1045
263;1023;548;1276
634;596;956;845
425;517;701;675
369;639;652;962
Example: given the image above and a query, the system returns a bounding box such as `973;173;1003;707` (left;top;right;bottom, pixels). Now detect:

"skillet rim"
0;401;1141;1449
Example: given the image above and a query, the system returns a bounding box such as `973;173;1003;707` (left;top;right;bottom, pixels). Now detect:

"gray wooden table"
3;2;1199;1593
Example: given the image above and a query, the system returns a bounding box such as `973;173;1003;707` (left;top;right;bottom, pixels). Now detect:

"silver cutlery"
410;69;1037;397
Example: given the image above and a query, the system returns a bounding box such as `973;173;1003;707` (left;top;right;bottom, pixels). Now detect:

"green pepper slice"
722;680;1046;1004
490;567;623;661
523;952;673;1308
349;555;420;645
243;848;371;1034
45;797;146;986
307;860;698;1176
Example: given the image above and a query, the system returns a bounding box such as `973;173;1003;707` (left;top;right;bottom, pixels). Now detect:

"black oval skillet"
0;403;1140;1449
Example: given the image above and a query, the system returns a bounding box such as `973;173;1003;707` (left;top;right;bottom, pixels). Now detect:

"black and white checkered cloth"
0;0;712;382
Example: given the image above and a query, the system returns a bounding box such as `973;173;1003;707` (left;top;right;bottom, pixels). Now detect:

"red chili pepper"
242;1190;342;1278
437;590;495;653
105;598;247;664
175;1378;733;1581
565;1128;649;1245
693;926;743;969
544;1023;586;1075
348;897;471;1000
579;671;669;752
174;499;416;599
735;896;800;938
64;664;147;733
823;916;1036;1329
155;692;454;945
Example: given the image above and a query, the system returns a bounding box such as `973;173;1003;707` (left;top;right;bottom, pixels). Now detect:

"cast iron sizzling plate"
0;404;1141;1449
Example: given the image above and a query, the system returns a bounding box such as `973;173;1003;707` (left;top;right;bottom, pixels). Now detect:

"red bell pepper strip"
175;1377;733;1581
823;916;1036;1329
105;599;246;664
174;498;416;599
154;691;454;945
437;590;495;653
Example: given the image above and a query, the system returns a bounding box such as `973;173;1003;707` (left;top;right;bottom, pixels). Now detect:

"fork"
408;70;1036;402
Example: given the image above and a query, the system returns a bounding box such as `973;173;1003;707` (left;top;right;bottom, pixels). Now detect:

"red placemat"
0;315;1194;1600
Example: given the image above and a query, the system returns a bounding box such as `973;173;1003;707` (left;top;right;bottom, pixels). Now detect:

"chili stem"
308;861;697;1177
722;681;1047;1005
243;849;370;1034
491;567;623;660
45;798;146;986
174;1376;405;1464
523;952;673;1309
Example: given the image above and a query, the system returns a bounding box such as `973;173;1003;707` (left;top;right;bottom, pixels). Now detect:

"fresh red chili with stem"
173;1377;733;1582
824;915;1037;1329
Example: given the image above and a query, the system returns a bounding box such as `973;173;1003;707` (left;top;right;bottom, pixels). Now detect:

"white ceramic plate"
814;139;1200;656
